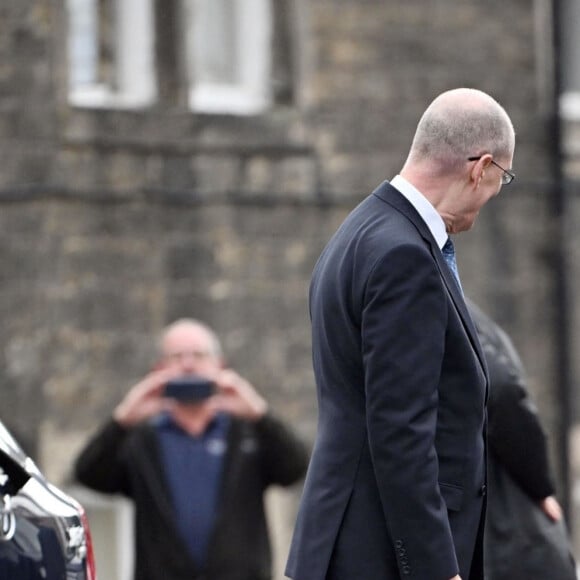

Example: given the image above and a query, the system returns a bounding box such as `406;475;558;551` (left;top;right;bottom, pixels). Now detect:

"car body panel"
0;421;96;580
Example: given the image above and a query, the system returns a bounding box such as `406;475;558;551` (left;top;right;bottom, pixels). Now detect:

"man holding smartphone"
74;318;309;580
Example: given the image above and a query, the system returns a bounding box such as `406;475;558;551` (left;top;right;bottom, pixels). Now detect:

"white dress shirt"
390;174;448;250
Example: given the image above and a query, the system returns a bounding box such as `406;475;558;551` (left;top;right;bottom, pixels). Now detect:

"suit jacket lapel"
372;181;488;379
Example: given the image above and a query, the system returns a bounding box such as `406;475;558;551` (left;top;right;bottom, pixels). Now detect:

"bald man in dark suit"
286;88;516;580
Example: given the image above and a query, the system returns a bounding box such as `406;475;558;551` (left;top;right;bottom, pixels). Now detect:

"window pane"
562;0;580;93
67;0;99;86
68;0;156;108
186;0;272;114
190;0;238;85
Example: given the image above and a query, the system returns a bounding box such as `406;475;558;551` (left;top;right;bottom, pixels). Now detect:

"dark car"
0;420;96;579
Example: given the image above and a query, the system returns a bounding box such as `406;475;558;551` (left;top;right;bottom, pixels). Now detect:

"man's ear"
469;162;482;187
470;154;492;186
479;154;493;169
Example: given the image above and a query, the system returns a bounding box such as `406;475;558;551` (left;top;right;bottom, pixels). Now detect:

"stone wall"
1;0;576;574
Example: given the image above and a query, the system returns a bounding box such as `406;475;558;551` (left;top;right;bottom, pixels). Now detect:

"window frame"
67;0;157;110
185;0;273;116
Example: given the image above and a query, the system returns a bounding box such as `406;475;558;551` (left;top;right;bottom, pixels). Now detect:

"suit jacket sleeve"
362;243;459;579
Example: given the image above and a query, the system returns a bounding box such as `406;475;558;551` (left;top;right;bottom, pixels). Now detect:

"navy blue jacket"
286;181;488;580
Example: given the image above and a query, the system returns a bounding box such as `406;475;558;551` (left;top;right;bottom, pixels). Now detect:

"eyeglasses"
165;350;215;363
467;156;515;185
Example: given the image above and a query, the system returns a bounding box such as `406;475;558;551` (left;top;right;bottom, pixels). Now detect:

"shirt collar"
390;174;448;249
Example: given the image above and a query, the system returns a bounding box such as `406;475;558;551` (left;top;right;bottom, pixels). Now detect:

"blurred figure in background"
468;300;576;580
74;318;309;580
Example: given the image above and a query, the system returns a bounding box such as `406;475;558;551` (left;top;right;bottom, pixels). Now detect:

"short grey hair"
160;318;224;358
408;88;515;170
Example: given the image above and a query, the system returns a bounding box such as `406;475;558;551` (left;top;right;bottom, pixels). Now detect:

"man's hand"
450;576;462;580
208;369;268;421
540;496;563;522
113;368;180;426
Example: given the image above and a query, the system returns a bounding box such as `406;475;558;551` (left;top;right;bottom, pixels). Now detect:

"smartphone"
164;376;216;402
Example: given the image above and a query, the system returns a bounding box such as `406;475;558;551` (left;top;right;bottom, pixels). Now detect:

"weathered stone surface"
2;0;580;569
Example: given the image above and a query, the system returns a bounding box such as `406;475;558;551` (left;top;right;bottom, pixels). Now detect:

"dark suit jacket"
286;181;488;580
74;413;308;580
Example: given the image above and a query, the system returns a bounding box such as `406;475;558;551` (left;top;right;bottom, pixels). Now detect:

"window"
560;0;580;119
67;0;156;109
66;0;280;115
184;0;273;115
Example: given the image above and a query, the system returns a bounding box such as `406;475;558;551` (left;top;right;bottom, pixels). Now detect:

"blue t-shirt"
155;413;230;567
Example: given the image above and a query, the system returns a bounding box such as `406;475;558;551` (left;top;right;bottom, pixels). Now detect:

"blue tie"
442;237;463;293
